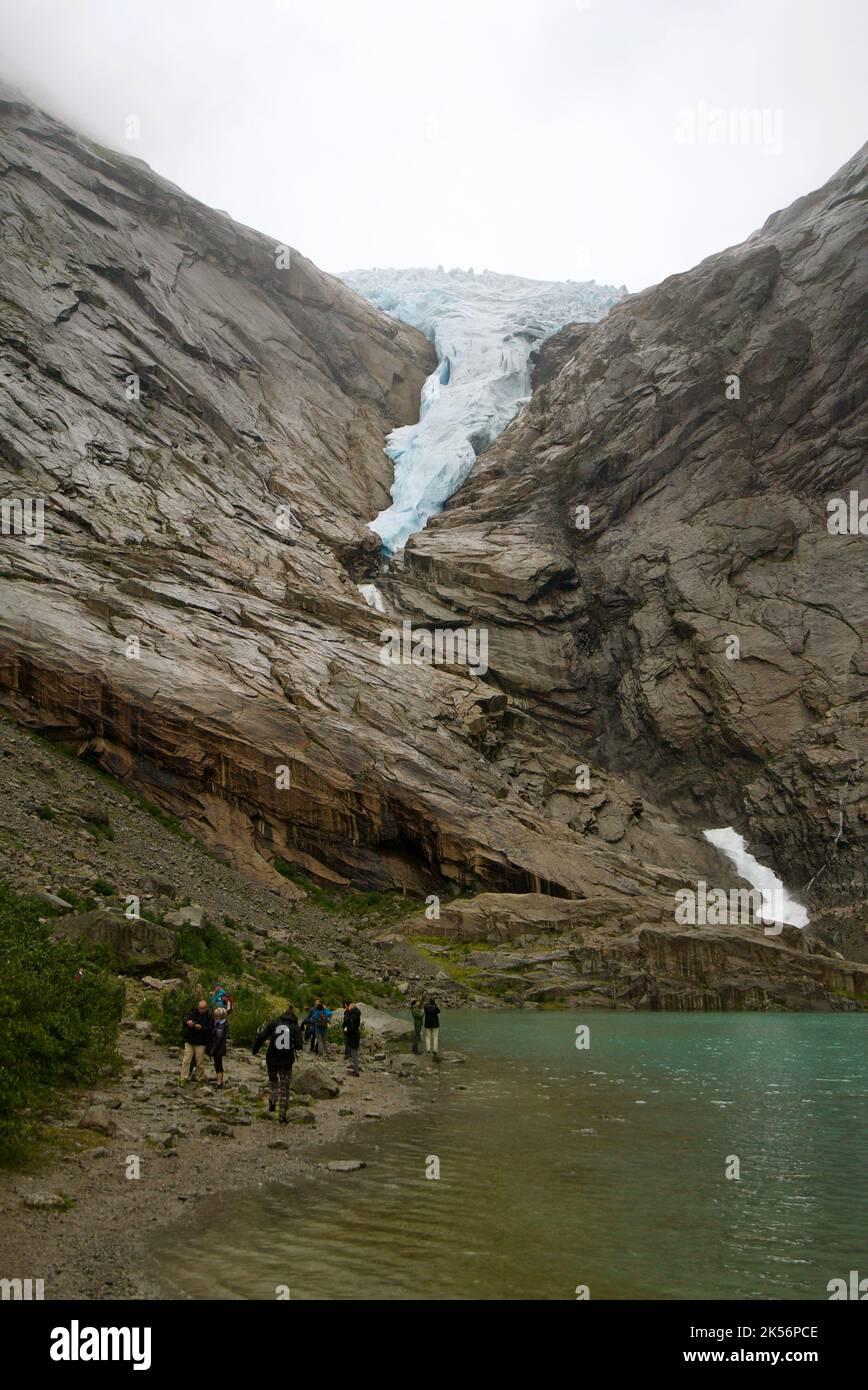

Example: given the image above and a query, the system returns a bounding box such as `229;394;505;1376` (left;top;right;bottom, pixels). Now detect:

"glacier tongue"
340;267;624;553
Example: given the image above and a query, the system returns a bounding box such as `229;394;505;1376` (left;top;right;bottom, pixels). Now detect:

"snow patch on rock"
704;827;809;928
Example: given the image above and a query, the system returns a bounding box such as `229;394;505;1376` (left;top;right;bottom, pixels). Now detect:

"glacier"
340;266;625;554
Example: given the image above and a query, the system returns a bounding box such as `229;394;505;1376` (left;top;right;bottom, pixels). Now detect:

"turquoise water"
148;1011;868;1300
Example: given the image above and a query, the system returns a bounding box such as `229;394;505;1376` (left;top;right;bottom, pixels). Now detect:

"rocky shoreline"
0;1007;429;1300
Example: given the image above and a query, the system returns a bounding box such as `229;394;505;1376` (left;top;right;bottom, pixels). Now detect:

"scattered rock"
163;904;204;928
22;1191;68;1210
77;1107;119;1137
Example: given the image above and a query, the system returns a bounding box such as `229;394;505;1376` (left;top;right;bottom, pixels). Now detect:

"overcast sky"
0;0;864;290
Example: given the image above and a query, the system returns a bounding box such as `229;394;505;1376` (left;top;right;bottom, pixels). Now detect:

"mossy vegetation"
0;882;124;1166
274;861;420;924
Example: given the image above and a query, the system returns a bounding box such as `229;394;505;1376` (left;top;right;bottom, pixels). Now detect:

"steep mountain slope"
0;89;728;910
393;144;868;909
0;91;864;1011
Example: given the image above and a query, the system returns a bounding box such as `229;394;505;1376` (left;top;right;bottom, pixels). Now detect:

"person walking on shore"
423;996;441;1059
303;1003;316;1053
252;1003;304;1124
342;999;353;1059
409;996;424;1054
207;1005;229;1087
311;998;331;1056
343;1000;362;1076
180;998;211;1084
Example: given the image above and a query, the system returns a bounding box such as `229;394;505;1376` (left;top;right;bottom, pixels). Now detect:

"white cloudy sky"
0;0;864;290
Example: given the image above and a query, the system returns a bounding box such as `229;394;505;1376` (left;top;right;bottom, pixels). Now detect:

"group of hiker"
178;985;443;1124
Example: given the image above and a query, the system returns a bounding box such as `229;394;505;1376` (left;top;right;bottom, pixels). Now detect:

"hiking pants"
424;1027;439;1053
412;1020;422;1054
347;1046;360;1076
268;1066;292;1120
180;1043;206;1081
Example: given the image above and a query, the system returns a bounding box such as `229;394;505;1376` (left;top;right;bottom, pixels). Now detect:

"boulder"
290;1063;340;1099
78;1107;119;1137
21;1191;67;1210
163;904;204;929
356;1002;413;1042
51;910;176;971
34;890;73;912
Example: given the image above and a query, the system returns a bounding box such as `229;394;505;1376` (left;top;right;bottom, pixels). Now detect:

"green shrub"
174;920;244;976
259;942;393;1005
0;882;124;1166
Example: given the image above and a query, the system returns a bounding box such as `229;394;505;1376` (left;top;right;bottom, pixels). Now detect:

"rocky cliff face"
395;144;868;911
0;91;864;1006
0;88;733;908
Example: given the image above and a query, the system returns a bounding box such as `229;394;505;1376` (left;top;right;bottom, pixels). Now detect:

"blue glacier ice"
340;266;625;553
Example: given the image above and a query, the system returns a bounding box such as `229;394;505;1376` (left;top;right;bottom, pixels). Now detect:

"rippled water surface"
147;1012;868;1300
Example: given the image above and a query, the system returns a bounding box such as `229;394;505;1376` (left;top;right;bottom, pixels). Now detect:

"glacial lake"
147;1011;868;1300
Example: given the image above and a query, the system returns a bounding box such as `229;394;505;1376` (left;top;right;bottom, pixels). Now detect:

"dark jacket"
183;1007;211;1045
252;1011;303;1070
343;1005;361;1049
423;1001;440;1028
207;1017;228;1059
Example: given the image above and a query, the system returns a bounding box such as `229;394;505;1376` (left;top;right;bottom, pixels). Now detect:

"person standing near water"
343;1000;362;1076
423;996;441;1059
207;1005;229;1087
311;998;331;1056
409;997;424;1054
179;998;211;1084
252;1003;304;1123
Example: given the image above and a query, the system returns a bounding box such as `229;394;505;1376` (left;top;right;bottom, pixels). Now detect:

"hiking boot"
279;1114;289;1124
